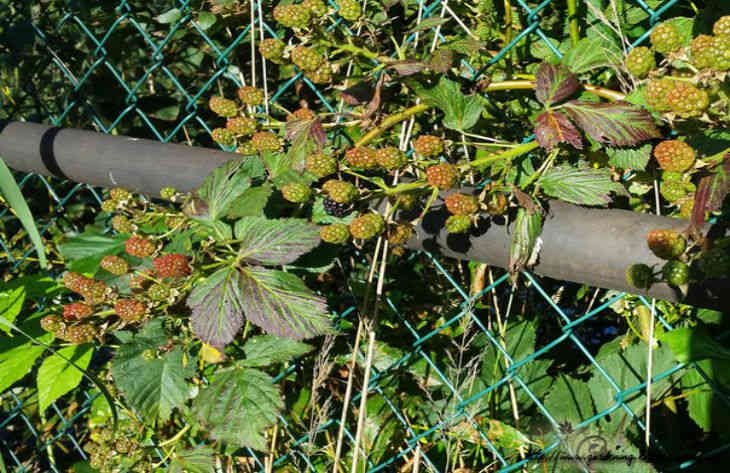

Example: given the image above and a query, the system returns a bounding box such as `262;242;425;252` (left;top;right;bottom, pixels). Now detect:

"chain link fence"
2;0;730;471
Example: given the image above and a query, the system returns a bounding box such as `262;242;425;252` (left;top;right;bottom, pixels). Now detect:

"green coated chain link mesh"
2;0;729;472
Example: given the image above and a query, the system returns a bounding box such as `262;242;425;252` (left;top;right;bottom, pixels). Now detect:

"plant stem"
384;181;430;196
567;0;579;47
485;80;626;101
465;140;539;170
355;104;431;147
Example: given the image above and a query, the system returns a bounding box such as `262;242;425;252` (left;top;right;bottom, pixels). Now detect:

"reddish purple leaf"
535;63;580;106
535;111;583;150
563;100;661;147
340;82;375;105
386;60;429;76
690;154;730;232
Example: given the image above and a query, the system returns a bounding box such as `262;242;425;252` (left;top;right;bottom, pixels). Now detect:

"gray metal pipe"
1;120;726;309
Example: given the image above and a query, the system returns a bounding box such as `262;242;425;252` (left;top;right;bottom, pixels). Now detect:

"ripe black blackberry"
323;197;352;217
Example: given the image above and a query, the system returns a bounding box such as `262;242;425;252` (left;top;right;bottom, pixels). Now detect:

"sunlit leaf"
563;100;661;147
412;77;483;131
509;207;542;274
235;217;321;266
188;268;245;349
535;63;580;106
534;110;582;150
539;166;626;206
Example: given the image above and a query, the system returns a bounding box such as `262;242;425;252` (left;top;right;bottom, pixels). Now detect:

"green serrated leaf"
408;17;449;33
606;143;652;170
188;268;245;349
0;334;51;393
168;445;216;473
563;100;661;147
235;217;321;266
544;373;594;426
111;334;192;422
197;12;217;30
682;359;730;434
509;208;542;274
37;344;94;413
58;230;127;264
0;286;25;335
198;159;252;220
539;166;626;205
661;327;730;363
226;184;273;218
192;367;282;450
412;77;483;131
561;36;622;74
239;266;331;340
241;335;312;367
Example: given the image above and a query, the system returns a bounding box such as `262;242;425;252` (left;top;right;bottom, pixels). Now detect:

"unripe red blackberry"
60;324;96;344
291;46;323;72
699;247;730;278
226;117;258;135
445;193;479;215
445;215;471;234
647;229;686;260
338;0;361;21
303;0;328;16
320;223;350;244
690;35;714;69
413;135;443;157
666;82;708;118
375;146;407;171
211;128;236;147
125;236;156;258
662;260;689;286
153;253;191;278
288;108;316;122
344;147;377;169
486;193;508;215
114;299;147;322
209;96;238;117
109;188;131;201
259;38;286;63
281;182;312;203
349;213;383;240
626;263;653;289
645;78;674;112
306;152;337;178
273;4;311;28
714;16;730;36
63;302;94;321
710;34;730;71
63;271;89;293
654;140;695;172
80;280;107;305
387;222;413;245
305;63;333;84
322;179;357;203
147;284;170;301
624;47;655;78
650;22;682;55
237;86;265;106
100;255;130;275
112;215;134;234
251;131;281;152
426;163;459;190
41;314;65;334
678;196;694;219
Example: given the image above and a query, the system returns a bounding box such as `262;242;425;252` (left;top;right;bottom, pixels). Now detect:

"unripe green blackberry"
445;215;472;234
259;39;286;63
624;47;655;78
63;302;94;321
114;299;147;322
626;263;653;290
714;16;730;36
710;34;730;71
125;236;156;258
41;314;65;334
80;280;107;305
100;255;130;275
226;116;258;135
112;215;134;234
662;260;689;286
338;0;361;21
698;247;730;278
349;213;383;240
645;78;674;112
211;128;236;147
237;141;257;155
426;163;459;190
647;229;686;260
650;22;682;55
413;135;443;157
445;193;479;215
322;179;357;203
306;152;338;178
320;223;350;244
281;182;312;203
251;131;281;152
291;46;323;72
678;196;694;219
60;324;96;344
666;82;708;118
273;4;311;28
387;222;413;245
209;96;238;117
305;63;333;84
101;199;118;212
375;146;407;171
237;86;265;106
662;180;693;203
303;0;328;16
109;188;131;201
344;147;377;169
654;140;695;172
690;35;714;69
160;187;177;200
486;192;508;215
391;192;418;211
662;171;684;183
147;284;170;301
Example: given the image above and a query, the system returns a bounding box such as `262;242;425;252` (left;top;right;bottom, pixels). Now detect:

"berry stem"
355;104;431;147
466;140;540;170
384;181;430;196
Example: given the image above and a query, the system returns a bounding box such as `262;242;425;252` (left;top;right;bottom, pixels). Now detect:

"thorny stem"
355;104;431;147
567;0;579;47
